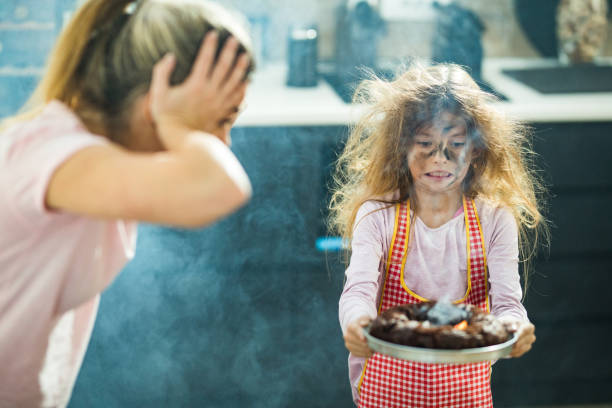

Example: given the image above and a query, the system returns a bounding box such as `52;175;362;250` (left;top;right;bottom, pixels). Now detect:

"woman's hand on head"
344;316;374;358
149;31;250;148
499;316;536;358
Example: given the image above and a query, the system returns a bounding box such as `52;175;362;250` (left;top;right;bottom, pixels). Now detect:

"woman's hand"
500;316;536;358
149;31;250;149
344;316;374;358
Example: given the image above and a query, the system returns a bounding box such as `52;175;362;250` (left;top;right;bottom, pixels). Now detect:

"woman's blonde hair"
2;0;255;135
329;63;549;287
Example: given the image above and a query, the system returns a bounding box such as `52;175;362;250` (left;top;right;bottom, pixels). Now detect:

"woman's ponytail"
2;0;255;134
28;0;133;108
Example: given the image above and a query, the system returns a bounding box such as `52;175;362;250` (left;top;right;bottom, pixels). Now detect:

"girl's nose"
432;143;450;162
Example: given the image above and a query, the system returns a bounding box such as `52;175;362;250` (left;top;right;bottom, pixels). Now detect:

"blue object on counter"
315;236;347;252
432;1;484;82
286;26;318;87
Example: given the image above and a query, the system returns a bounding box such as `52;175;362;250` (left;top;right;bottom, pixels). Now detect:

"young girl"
331;63;548;407
0;0;255;406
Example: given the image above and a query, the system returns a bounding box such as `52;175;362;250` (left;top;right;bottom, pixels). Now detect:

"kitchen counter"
236;58;612;127
235;64;357;127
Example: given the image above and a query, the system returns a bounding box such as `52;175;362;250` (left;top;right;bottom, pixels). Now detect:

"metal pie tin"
363;326;518;364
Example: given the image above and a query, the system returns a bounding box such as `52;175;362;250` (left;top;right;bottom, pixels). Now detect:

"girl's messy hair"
2;0;255;135
329;62;549;287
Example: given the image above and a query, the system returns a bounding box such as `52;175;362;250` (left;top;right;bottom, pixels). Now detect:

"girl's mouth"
425;171;453;180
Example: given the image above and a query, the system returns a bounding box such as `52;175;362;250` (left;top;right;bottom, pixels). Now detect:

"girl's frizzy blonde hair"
4;0;255;133
329;63;549;286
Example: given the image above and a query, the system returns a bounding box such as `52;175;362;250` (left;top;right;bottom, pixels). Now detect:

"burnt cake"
369;301;512;349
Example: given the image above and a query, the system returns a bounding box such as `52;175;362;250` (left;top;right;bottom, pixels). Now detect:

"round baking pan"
363;326;518;364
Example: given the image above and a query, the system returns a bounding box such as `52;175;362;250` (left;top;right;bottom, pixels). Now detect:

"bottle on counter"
557;0;608;64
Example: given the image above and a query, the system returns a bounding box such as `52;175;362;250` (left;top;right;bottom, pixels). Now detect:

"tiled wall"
0;0;76;117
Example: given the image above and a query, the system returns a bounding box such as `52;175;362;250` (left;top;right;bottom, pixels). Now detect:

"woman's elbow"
235;174;253;205
224;171;252;209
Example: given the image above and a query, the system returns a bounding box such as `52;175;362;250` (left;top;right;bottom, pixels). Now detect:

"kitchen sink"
502;64;612;93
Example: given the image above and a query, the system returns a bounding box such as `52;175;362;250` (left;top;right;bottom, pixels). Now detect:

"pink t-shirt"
0;101;137;407
338;198;528;403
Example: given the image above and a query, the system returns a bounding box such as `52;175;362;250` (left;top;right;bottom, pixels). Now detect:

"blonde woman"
330;63;548;407
0;0;255;406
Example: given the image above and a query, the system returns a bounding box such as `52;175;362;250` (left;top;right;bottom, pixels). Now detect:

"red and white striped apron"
358;196;493;408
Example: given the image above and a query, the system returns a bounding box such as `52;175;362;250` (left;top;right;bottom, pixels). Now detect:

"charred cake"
369;301;512;349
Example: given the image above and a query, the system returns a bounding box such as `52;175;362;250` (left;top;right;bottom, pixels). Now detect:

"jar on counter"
557;0;608;64
286;26;318;87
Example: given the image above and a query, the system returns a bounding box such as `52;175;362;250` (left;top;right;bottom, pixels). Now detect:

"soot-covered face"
407;111;473;194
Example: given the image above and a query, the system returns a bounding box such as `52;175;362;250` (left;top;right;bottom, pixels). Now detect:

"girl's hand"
149;31;250;148
500;316;536;358
344;316;374;358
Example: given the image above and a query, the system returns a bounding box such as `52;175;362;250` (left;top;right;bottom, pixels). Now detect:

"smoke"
69;127;352;408
426;298;470;326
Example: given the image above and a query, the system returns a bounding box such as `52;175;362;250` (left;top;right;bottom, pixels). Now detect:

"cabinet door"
493;122;612;406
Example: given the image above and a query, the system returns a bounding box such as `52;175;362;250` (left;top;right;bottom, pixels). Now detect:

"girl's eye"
417;141;432;147
451;142;465;148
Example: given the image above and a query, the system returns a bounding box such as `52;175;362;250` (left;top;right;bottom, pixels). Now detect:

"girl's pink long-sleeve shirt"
338;199;528;403
0;102;136;407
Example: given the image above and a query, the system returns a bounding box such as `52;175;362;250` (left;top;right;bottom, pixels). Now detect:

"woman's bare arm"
46;33;252;227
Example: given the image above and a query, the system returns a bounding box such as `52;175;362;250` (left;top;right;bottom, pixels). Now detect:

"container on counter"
286;26;318;87
557;0;608;64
